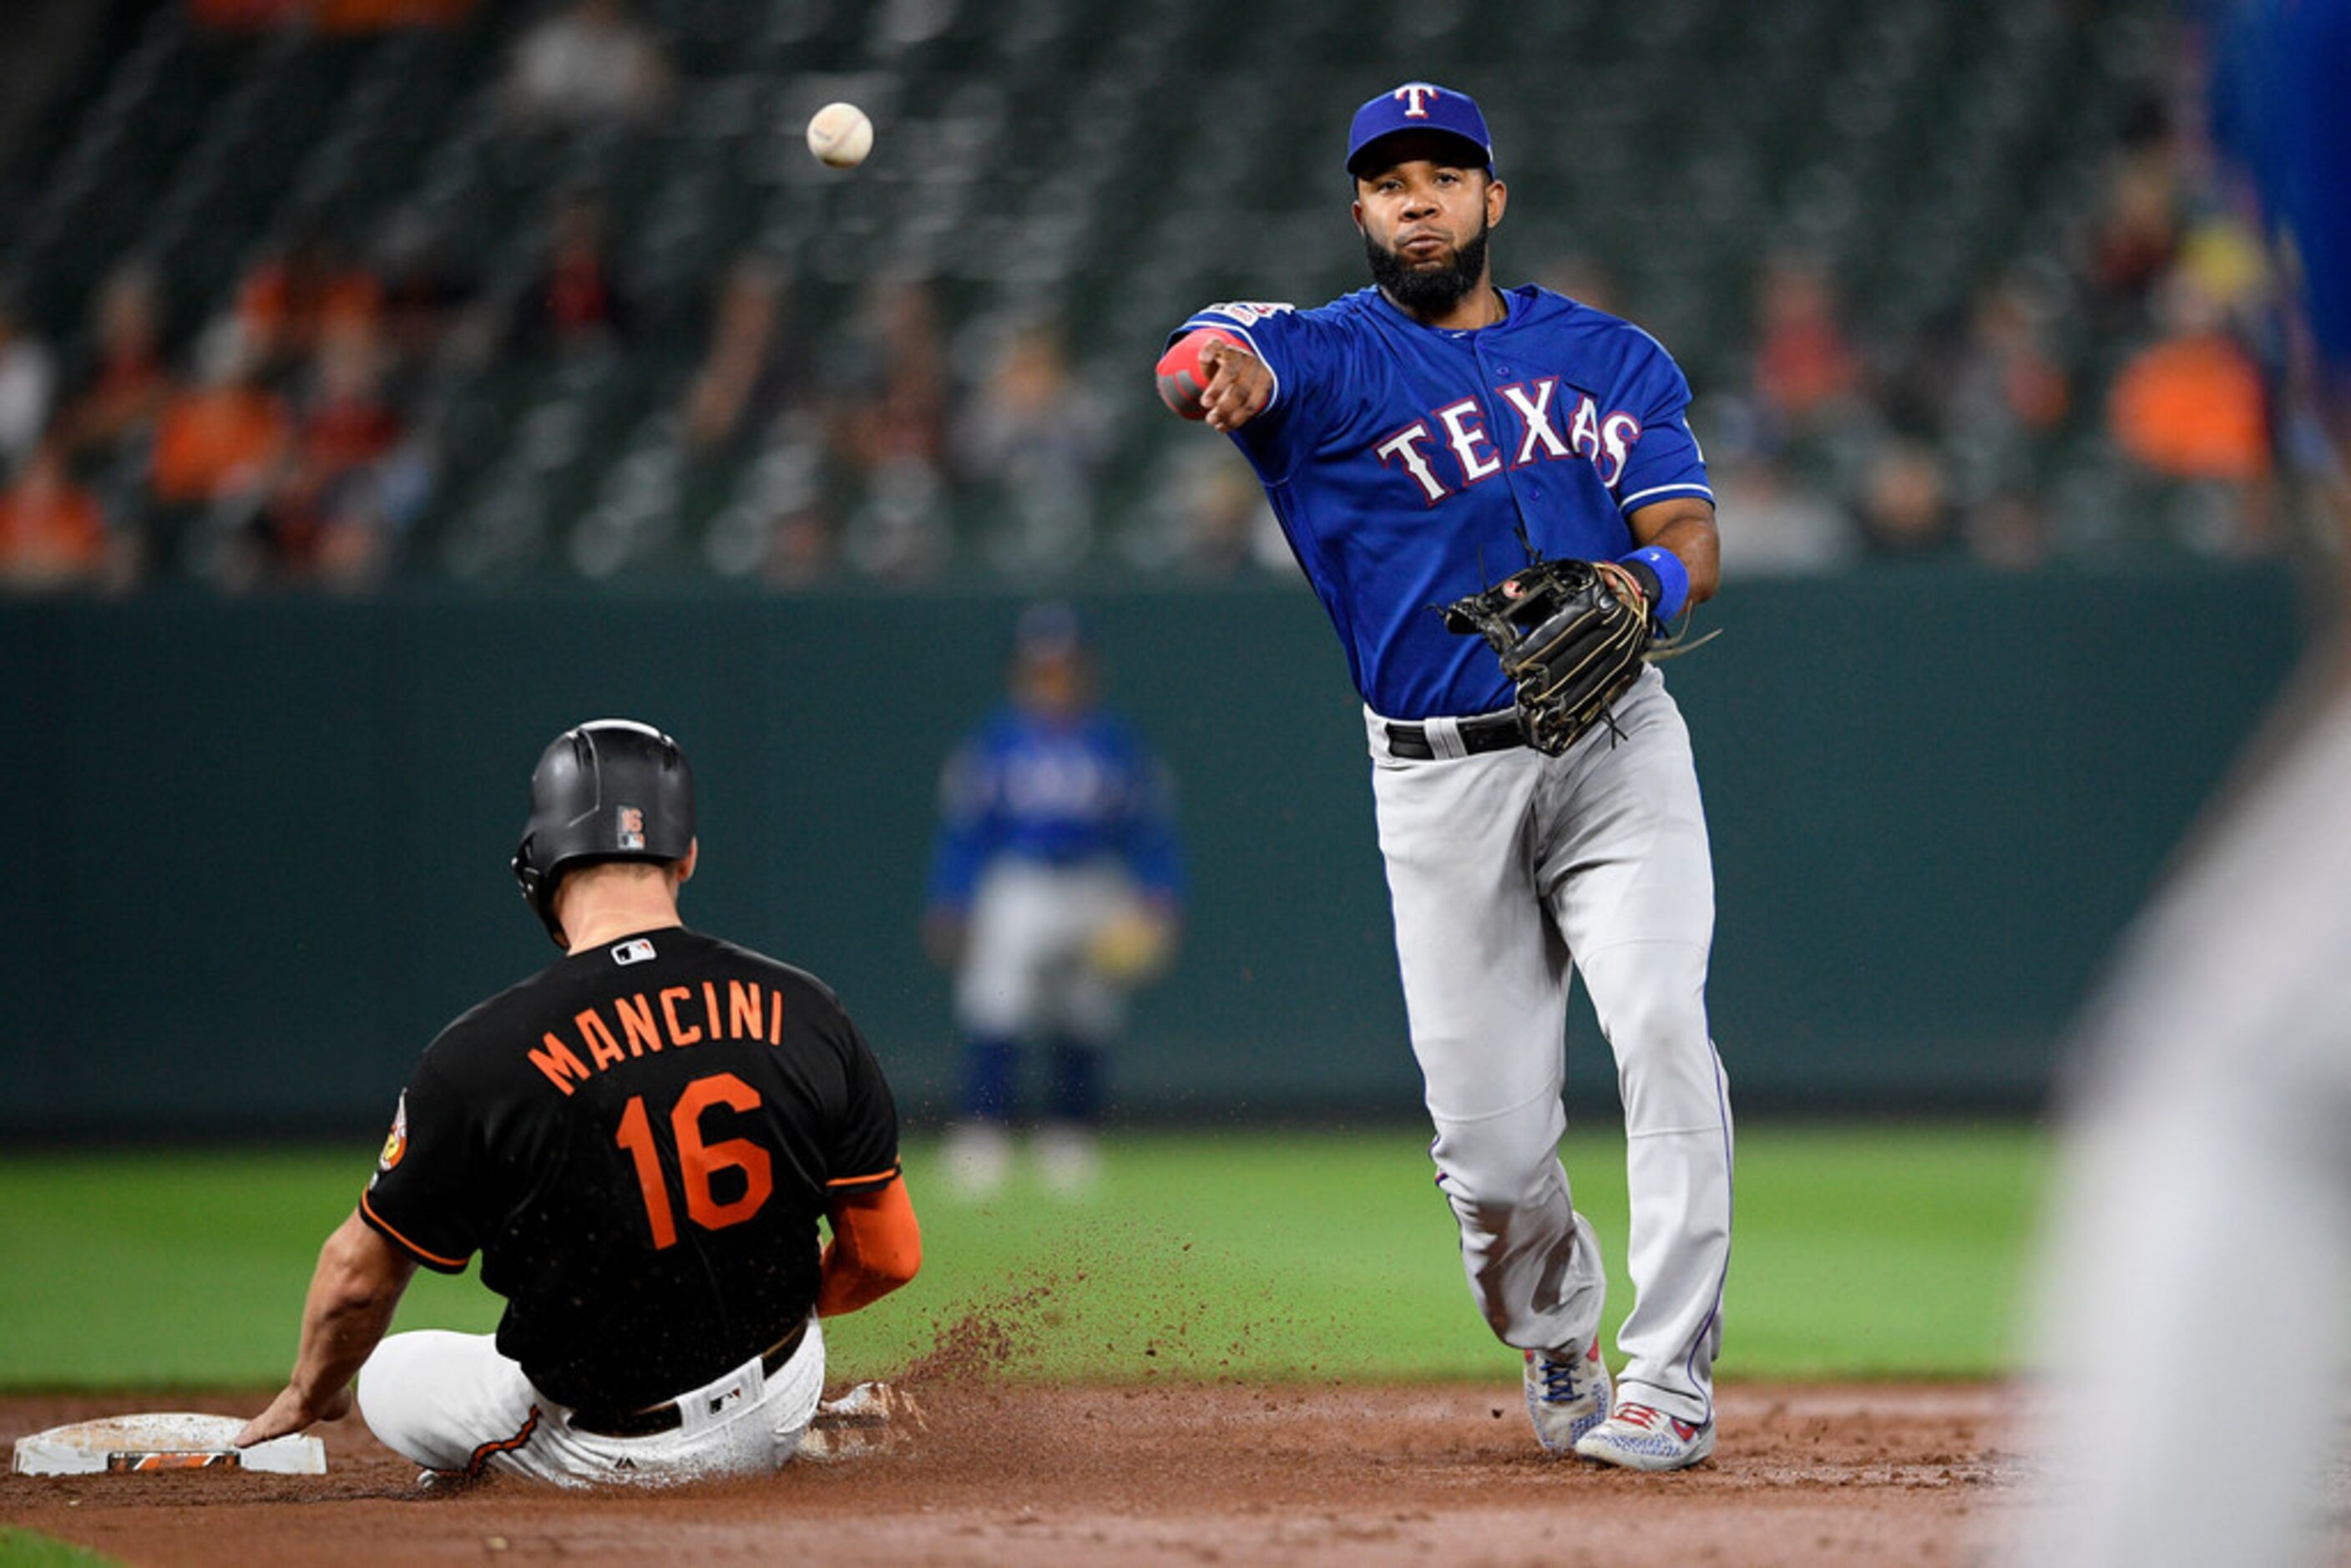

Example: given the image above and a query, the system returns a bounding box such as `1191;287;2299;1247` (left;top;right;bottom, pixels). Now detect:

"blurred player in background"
923;602;1185;1199
237;720;920;1485
2003;3;2351;1562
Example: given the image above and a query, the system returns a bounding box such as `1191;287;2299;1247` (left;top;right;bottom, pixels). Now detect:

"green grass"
0;1125;2045;1390
0;1529;121;1566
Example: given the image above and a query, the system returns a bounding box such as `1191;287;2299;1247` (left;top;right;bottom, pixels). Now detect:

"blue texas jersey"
926;706;1185;908
1176;285;1711;720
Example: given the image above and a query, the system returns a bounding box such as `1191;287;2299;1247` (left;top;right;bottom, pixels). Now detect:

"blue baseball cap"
1346;82;1495;179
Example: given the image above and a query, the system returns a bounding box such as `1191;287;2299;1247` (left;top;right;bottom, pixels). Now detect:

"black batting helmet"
512;719;696;947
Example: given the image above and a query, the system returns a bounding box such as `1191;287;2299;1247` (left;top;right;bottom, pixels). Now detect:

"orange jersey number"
614;1071;777;1251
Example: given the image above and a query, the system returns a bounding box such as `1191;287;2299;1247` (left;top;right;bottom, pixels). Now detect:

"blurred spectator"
2107;274;2271;487
681;255;802;455
194;0;476;25
508;194;633;356
1750;254;1868;442
761;503;839;588
832;278;949;473
0;298;58;471
1953;277;2074;438
1540;252;1622;316
313;0;477;28
231;462;394;592
1708;448;1860;577
953;321;1105;574
237;229;383;377
61;263;175;466
1963;493;2054;573
2083;99;2187;320
505;0;674;129
1121;441;1286;578
831;279;952;579
149;324;292;506
1853;438;1958;558
0;438;111;592
300;325;405;481
374;210;486;374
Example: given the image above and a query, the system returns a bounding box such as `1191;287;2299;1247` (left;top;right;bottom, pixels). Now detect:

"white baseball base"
11;1413;326;1476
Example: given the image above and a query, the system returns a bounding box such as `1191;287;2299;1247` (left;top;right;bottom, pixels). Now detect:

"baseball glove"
1441;558;1656;756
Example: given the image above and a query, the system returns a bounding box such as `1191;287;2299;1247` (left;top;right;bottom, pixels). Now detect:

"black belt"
567;1319;808;1439
1384;711;1527;760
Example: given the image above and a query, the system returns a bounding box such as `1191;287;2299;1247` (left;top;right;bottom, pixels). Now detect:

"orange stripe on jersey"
448;1405;539;1480
359;1190;470;1271
825;1164;902;1188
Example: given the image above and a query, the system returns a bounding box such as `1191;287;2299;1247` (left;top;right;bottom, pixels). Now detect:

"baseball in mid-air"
806;102;874;169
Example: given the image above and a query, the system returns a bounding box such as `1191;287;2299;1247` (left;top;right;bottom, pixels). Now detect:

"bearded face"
1363;212;1493;316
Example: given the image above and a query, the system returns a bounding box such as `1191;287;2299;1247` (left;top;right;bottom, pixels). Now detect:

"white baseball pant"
2001;680;2351;1567
1367;666;1734;1427
356;1315;825;1487
954;857;1140;1042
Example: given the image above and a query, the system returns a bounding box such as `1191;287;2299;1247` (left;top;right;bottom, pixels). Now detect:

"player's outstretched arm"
816;1176;923;1318
1156;330;1272;431
236;1209;418;1446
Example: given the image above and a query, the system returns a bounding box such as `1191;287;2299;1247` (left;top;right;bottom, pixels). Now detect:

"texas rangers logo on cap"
1347;80;1496;177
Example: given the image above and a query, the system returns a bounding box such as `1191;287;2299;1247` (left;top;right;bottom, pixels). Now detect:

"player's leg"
356;1329;582;1485
360;1325;828;1488
1367;723;1608;1366
946;864;1056;1195
1541;672;1732;1439
1031;865;1135;1195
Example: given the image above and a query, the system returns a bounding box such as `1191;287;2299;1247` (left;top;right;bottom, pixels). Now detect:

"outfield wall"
0;565;2304;1137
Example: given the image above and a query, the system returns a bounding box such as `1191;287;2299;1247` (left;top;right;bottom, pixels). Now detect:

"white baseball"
806;102;874;169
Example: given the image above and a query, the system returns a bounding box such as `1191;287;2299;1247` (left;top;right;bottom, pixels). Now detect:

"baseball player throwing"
1156;82;1732;1469
235;720;921;1485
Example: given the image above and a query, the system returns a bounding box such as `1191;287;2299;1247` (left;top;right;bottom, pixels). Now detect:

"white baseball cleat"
1572;1399;1716;1471
1523;1341;1611;1454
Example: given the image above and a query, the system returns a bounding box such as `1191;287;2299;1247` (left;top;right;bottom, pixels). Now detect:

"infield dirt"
4;1380;2017;1565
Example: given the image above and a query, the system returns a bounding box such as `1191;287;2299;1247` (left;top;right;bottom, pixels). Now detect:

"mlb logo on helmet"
617;805;646;851
1346;80;1495;178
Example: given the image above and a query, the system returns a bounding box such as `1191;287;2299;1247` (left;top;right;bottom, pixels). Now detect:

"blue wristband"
1619;545;1689;622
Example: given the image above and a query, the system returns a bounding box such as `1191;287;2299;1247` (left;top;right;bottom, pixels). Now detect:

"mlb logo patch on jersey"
612;937;656;966
1201;301;1295;326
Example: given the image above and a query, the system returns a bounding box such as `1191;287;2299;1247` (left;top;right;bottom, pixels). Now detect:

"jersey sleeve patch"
1193;301;1297;326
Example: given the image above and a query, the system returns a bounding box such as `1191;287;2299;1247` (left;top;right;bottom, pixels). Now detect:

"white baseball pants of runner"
1366;666;1733;1427
356;1316;824;1486
955;857;1140;1041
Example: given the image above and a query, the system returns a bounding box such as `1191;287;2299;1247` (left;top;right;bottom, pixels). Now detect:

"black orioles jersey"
358;925;901;1412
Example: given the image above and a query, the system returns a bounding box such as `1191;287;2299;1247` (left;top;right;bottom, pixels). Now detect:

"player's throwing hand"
1157;330;1272;430
1198;340;1272;430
